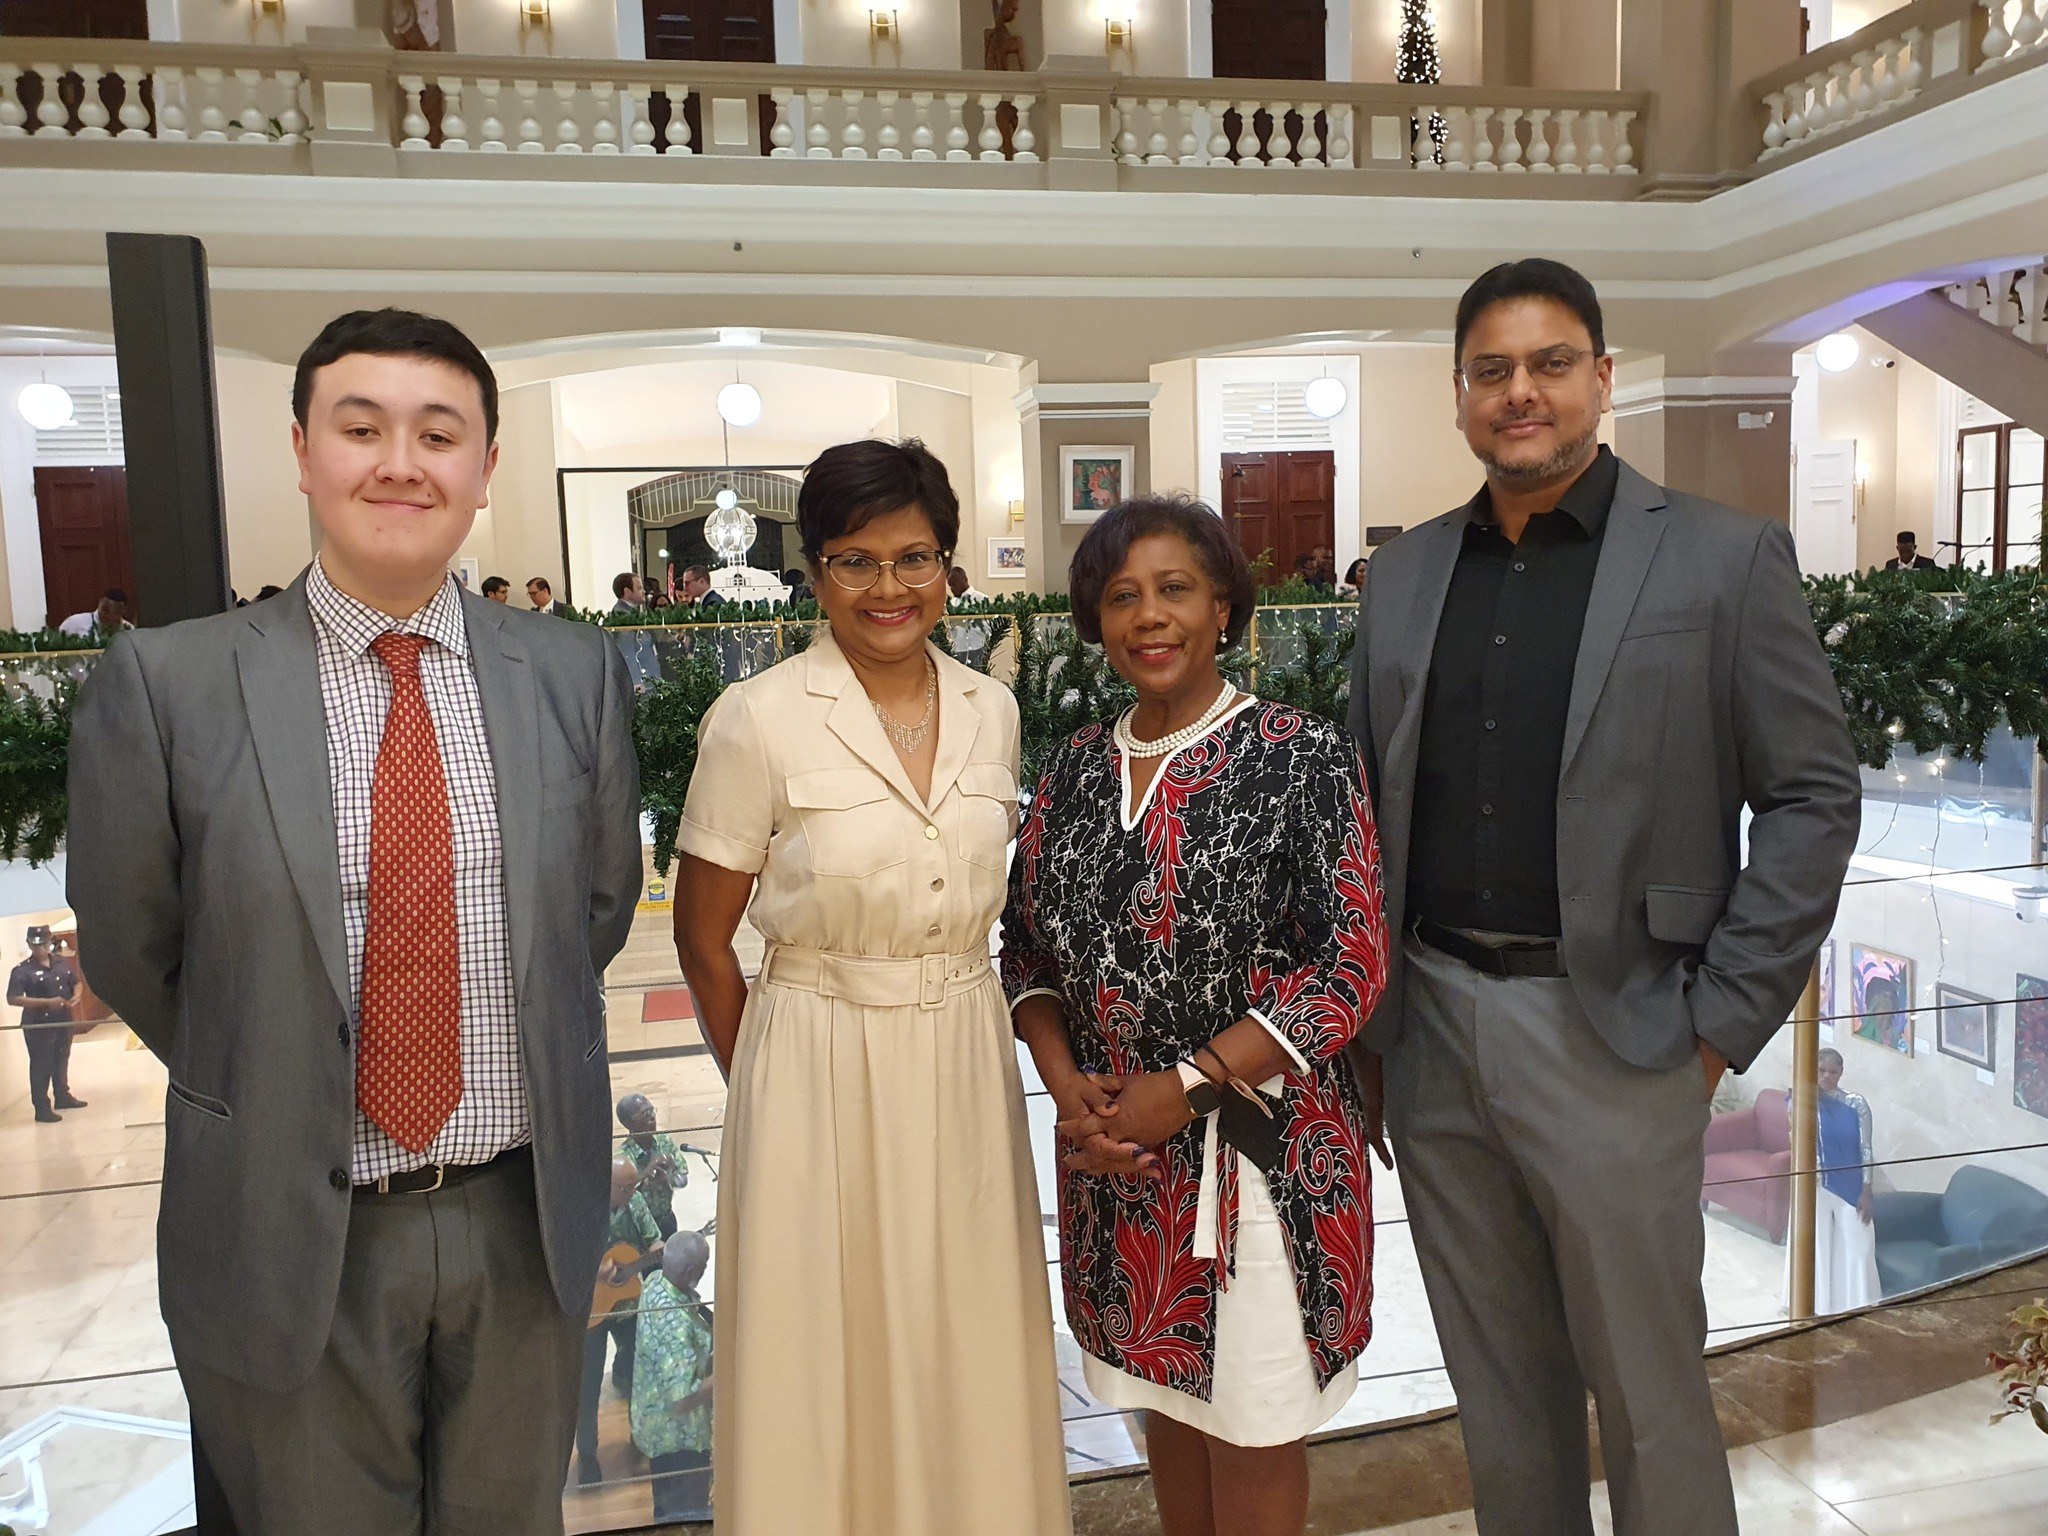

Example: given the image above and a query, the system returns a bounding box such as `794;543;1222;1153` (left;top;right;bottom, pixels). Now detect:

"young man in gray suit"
1348;260;1861;1536
68;308;643;1533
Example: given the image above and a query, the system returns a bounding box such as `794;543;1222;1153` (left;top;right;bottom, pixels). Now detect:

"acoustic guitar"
590;1241;660;1323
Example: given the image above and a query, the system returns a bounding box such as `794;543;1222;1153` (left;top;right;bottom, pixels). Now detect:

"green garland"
1;569;2041;869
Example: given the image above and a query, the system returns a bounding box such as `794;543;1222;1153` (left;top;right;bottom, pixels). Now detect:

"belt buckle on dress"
919;954;947;1011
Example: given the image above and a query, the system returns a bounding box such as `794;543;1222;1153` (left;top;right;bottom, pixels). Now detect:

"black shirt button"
1480;889;1494;902
329;1169;350;1192
1493;635;1507;646
1482;804;1495;816
1484;719;1498;731
1514;562;1527;573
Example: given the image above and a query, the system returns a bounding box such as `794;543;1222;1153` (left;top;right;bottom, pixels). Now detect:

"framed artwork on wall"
1059;445;1134;524
2015;975;2048;1119
1934;984;1996;1071
987;537;1027;575
1849;945;1913;1055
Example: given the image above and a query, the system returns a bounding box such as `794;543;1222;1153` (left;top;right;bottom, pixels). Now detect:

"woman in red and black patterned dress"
1002;494;1390;1536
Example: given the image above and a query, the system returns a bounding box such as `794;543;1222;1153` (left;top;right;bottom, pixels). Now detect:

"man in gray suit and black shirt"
1348;260;1861;1536
68;309;643;1533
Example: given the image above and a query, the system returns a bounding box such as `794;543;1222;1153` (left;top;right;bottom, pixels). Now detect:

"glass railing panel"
0;1370;192;1535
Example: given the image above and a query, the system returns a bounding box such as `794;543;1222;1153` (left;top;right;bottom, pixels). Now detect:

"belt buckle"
920;954;946;1011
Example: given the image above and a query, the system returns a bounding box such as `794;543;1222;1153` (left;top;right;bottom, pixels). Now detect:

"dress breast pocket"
954;762;1019;870
787;768;906;877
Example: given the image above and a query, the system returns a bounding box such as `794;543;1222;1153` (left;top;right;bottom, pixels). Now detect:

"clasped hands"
1048;1067;1192;1182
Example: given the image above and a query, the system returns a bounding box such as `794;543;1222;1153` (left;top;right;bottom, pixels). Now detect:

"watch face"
1185;1080;1222;1117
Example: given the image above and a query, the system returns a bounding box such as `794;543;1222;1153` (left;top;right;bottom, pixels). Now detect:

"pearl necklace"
872;658;939;752
1114;680;1240;760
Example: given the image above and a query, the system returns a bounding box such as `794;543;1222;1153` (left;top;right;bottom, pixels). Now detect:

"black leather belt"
356;1143;529;1197
1412;916;1569;979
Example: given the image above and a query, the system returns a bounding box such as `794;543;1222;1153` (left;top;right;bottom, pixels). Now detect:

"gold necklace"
872;658;938;751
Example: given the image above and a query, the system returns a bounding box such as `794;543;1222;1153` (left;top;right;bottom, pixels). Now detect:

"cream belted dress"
678;630;1071;1536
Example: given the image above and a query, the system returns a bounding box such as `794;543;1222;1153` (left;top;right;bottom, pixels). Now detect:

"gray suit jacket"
66;573;643;1387
1347;458;1861;1075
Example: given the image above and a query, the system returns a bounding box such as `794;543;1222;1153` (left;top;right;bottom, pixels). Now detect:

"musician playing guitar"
617;1092;687;1240
575;1158;665;1486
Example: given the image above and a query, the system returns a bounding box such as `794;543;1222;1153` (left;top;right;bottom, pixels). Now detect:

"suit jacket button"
329;1169;350;1192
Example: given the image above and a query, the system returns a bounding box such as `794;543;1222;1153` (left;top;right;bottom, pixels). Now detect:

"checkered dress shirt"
307;560;527;1183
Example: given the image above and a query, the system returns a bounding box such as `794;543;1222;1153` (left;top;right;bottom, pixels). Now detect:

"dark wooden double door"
0;0;148;36
1221;452;1335;581
1211;0;1327;165
34;466;135;629
641;0;776;152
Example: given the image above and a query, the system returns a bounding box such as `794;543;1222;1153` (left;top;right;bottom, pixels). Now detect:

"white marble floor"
1353;1377;2048;1536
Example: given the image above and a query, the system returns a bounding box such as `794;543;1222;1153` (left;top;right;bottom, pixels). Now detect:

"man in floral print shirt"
631;1231;713;1522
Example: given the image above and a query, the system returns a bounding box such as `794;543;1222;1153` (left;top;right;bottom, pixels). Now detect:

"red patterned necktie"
356;631;463;1155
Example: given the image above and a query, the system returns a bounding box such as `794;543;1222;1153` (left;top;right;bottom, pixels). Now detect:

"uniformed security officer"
10;924;82;1123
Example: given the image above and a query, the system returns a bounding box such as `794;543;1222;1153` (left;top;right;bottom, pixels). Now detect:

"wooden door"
0;0;148;36
34;466;134;629
1212;0;1326;81
1221;451;1334;579
643;0;776;60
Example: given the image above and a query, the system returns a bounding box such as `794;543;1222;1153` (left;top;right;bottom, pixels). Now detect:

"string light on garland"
1395;0;1446;163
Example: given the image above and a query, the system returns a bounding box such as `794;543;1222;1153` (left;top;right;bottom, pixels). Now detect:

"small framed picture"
1934;984;1996;1071
1849;944;1913;1056
987;536;1028;576
1059;445;1135;524
455;557;481;591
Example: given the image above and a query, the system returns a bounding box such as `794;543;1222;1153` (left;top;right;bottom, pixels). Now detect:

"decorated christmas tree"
1396;0;1446;162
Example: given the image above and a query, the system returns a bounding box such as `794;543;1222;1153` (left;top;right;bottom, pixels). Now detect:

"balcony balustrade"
0;40;1648;197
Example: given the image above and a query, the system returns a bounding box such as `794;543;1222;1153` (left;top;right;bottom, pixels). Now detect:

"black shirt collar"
1469;444;1619;542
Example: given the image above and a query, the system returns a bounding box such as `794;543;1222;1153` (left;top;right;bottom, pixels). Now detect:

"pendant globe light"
17;378;75;430
1303;375;1347;420
716;381;762;428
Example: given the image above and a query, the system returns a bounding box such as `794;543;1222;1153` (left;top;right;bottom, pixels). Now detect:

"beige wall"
1531;0;1619;90
966;367;1028;588
1358;347;1483;529
455;0;625;60
169;0;356;45
1043;0;1191;76
1804;328;1953;571
1148;357;1198;497
215;356;316;592
489;383;568;598
893;378;982;571
1354;0;1483;86
804;0;961;70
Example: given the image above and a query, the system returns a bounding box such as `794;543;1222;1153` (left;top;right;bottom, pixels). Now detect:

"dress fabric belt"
759;944;993;1011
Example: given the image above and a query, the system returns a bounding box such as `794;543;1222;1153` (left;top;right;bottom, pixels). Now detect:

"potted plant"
1990;1298;2048;1432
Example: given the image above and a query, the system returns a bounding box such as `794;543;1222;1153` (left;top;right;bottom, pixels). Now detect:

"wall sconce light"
253;0;283;14
1853;456;1869;512
521;0;550;28
1101;0;1135;49
1008;499;1025;526
870;9;899;41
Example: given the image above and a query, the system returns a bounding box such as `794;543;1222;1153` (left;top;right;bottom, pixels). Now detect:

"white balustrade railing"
0;56;308;144
1751;0;2048;164
1945;261;2048;350
1106;89;1639;174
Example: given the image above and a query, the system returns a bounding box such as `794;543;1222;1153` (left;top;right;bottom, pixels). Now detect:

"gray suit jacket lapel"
466;592;540;999
1396;502;1477;698
237;578;351;1020
1562;465;1670;775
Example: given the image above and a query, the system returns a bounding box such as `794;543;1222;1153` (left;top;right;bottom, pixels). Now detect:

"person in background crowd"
253;584;285;603
481;576;511;602
948;565;990;603
1884;531;1938;570
1006;493;1388;1536
679;566;723;608
58;588;131;638
630;1230;714;1524
67;306;644;1535
578;1157;664;1486
779;567;813;605
1349;258;1861;1536
1338;557;1368;598
9;924;82;1124
612;572;647;617
1805;1048;1880;1313
1308;545;1338;589
618;1092;686;1240
526;576;573;617
673;437;1069;1536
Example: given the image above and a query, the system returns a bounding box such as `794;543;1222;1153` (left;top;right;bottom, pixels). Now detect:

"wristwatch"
1177;1059;1222;1118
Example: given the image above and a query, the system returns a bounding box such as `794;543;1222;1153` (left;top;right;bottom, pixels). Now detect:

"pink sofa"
1702;1088;1792;1242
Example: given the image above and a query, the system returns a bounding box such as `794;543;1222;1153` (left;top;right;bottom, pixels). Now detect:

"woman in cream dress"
672;439;1070;1536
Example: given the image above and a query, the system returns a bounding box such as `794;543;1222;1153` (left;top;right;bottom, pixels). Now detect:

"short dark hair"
683;565;711;583
1818;1048;1844;1069
797;438;960;565
481;575;509;596
1454;258;1606;364
292;308;499;444
100;588;127;604
1068;493;1258;650
1896;530;1918;543
613;572;638;599
527;576;551;594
